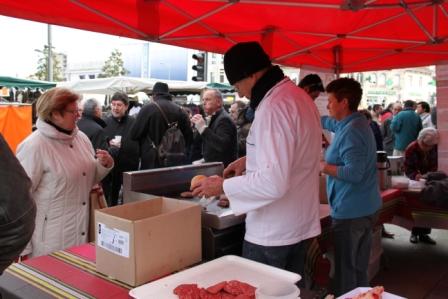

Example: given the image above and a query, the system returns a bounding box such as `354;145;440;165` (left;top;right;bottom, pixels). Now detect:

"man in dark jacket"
0;133;36;274
77;98;108;150
191;88;238;167
130;82;193;169
102;92;140;206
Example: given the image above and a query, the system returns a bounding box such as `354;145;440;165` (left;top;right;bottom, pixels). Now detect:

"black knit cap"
224;41;272;85
152;82;170;96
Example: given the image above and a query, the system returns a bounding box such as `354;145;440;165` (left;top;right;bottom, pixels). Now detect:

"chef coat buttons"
82;172;86;176
82;202;86;206
81;232;85;236
69;144;73;148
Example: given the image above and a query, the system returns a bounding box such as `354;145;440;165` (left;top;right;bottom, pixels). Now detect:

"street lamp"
34;24;53;81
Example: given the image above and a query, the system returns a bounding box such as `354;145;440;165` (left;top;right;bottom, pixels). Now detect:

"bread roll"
191;175;207;189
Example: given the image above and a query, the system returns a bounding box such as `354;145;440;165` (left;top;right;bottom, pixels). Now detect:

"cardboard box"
95;197;202;286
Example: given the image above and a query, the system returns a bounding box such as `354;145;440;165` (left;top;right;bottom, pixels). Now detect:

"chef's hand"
191;175;224;197
223;156;246;178
96;149;113;168
191;114;207;134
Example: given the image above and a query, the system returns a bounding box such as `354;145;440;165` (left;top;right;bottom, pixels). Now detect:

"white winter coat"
16;119;112;257
224;78;322;246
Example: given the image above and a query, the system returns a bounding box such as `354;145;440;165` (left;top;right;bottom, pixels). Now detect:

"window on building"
407;75;413;87
379;74;386;86
89;74;95;79
370;73;377;85
220;71;225;83
210;73;215;83
393;74;400;87
79;75;85;79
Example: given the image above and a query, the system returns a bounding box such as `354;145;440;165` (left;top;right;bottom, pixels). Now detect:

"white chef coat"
223;78;322;246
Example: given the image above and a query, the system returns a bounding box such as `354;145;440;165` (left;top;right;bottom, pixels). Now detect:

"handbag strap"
153;101;170;127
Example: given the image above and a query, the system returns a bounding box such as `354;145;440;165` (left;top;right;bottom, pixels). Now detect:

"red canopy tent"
0;0;447;74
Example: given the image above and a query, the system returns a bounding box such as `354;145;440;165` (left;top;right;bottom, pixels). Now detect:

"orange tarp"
0;104;32;153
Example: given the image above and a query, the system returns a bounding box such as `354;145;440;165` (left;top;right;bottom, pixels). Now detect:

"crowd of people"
0;41;442;297
367;98;439;244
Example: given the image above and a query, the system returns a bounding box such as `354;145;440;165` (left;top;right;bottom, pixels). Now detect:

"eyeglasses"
63;109;81;115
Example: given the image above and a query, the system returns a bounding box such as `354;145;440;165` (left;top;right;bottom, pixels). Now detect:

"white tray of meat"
129;255;301;299
337;287;406;299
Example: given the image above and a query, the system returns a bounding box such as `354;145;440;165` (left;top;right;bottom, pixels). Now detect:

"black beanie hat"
152;82;170;96
224;41;272;85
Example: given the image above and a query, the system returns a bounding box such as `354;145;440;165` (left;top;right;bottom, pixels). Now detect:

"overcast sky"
0;15;141;78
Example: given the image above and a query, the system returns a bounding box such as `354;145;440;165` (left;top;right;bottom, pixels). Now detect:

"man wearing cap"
404;127;439;245
102;92;139;206
191;42;322;281
298;74;325;101
130;82;193;169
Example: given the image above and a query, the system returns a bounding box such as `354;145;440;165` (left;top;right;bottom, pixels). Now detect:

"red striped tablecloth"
4;243;131;299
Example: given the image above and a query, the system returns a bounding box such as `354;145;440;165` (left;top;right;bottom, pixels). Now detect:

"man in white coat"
191;42;322;283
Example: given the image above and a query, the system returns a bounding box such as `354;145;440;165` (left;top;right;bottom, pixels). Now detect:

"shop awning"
0;1;447;73
0;76;56;89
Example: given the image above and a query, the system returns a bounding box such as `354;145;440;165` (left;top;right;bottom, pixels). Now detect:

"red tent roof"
1;0;447;73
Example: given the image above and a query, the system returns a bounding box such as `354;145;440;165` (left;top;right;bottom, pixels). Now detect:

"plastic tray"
337;287;406;299
129;255;301;299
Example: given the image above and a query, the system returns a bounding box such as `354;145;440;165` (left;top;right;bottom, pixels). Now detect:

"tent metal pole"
69;0;152;39
433;3;438;37
401;0;435;42
159;1;235;39
202;0;432;10
333;45;341;78
274;37;338;61
348;35;425;44
349;7;423;35
440;4;448;18
161;0;236;44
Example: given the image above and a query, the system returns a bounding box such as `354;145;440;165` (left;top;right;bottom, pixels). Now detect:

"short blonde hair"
36;88;80;121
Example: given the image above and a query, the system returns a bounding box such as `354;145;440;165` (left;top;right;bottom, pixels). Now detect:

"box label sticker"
97;222;130;258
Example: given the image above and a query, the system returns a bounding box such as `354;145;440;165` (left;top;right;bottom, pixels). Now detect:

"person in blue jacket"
321;78;382;296
390;100;422;156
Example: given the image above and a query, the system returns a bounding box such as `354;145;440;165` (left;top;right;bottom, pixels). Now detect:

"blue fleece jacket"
321;112;382;219
390;108;422;151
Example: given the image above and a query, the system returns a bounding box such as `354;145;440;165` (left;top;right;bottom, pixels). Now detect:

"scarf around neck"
250;65;285;110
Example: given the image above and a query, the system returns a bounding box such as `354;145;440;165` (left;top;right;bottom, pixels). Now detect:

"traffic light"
192;52;206;81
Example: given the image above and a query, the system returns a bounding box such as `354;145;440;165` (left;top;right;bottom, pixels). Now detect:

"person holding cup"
103;92;140;206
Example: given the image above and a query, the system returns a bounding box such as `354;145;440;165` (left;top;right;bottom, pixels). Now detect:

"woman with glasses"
16;87;113;258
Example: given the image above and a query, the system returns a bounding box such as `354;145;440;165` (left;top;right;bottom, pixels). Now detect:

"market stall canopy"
0;76;56;89
206;82;234;92
58;77;154;95
1;0;447;73
58;77;212;95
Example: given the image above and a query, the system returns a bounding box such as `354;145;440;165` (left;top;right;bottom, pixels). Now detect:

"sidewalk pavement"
371;224;448;299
